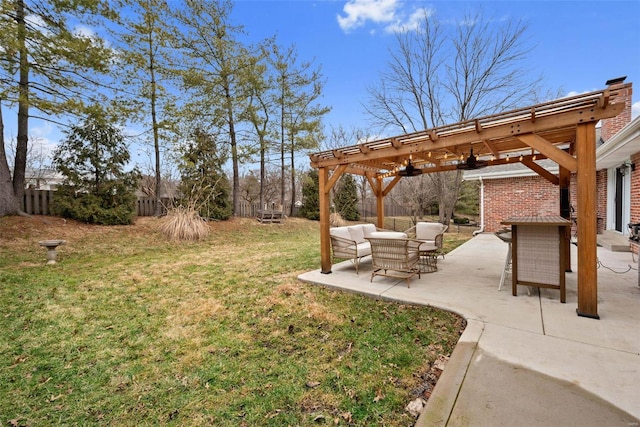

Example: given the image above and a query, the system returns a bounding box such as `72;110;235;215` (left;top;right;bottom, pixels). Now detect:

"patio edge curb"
415;319;485;427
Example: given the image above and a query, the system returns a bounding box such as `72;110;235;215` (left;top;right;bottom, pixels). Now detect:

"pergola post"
375;176;384;229
575;123;599;319
559;166;572;272
319;167;332;274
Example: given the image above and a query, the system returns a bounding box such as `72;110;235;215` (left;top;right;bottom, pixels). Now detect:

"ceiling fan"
397;158;423;176
456;149;488;170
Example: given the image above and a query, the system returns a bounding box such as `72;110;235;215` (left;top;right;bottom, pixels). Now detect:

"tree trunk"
0;101;21;216
280;98;286;207
148;28;162;216
225;83;239;216
289;136;295;216
13;0;28;204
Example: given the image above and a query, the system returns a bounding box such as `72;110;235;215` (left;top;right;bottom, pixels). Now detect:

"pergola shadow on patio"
309;83;630;318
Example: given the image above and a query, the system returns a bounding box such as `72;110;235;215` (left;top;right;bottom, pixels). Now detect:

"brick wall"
483;170;608;234
481;80;633;234
484;176;560;232
631;152;640;225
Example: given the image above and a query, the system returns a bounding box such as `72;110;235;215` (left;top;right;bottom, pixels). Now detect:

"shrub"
330;212;346;227
157;207;209;241
300;169;320;220
334;174;360;221
52;187;137;225
452;216;470;225
51;108;140;225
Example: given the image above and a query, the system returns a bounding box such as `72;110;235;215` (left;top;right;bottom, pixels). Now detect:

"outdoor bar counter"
501;216;572;303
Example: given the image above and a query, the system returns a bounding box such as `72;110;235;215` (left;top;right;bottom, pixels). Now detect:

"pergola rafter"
309;86;628;319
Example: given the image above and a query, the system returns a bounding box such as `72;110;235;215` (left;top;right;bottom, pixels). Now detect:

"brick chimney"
600;76;633;142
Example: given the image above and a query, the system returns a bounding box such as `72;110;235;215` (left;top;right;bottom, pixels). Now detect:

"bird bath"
39;240;66;265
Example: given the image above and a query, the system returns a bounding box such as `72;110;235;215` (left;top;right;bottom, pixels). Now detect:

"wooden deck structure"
309;85;630;319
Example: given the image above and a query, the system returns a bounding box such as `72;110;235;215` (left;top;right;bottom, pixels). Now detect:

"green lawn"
0;216;467;426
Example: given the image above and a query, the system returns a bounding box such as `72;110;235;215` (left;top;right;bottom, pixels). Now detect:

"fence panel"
18;191;396;220
22;189;55;215
136;197;171;216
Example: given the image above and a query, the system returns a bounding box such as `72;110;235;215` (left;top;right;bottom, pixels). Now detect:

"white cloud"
30;122;58;150
384;7;433;33
337;0;400;33
566;90;584;98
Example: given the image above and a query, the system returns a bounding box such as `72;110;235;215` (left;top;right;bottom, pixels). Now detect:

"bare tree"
366;10;541;224
6;135;53;189
239;171;260;205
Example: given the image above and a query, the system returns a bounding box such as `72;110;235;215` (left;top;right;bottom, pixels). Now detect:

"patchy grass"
0;216;465;426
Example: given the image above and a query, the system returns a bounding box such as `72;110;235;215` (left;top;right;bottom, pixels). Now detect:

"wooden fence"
20;190;301;218
20;189;412;219
22;189;56;215
136;197;172;216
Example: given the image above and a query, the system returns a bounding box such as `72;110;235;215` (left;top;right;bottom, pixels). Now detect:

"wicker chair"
404;222;448;259
330;224;381;274
365;236;422;287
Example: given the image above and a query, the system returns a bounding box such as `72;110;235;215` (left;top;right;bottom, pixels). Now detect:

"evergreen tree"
455;180;480;216
52;108;140;225
299;169;319;221
178;129;232;220
0;0;115;216
334;174;360;221
171;0;256;217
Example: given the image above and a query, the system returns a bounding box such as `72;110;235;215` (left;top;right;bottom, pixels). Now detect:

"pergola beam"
516;134;578;171
310;101;624;169
521;157;559;185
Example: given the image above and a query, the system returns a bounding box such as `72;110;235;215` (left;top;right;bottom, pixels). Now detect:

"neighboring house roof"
24;168;64;184
464;119;639;180
464;159;558;180
596;115;640;169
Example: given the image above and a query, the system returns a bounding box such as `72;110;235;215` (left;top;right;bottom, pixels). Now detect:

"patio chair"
404;222;448;259
365;236;422;287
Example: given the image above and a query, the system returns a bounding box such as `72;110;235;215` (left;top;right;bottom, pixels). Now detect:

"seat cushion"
356;242;371;256
419;242;438;251
416;222;444;240
361;223;377;238
369;231;407;239
330;227;351;240
348;225;366;243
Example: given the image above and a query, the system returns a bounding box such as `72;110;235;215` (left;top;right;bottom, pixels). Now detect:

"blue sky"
233;0;640;134
8;0;640;170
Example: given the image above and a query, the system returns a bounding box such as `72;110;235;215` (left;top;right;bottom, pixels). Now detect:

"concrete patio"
298;233;640;426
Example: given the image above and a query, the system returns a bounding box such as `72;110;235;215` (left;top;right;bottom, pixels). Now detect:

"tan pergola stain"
309;86;628;319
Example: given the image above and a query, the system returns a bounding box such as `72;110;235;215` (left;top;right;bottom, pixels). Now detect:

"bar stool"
495;230;511;291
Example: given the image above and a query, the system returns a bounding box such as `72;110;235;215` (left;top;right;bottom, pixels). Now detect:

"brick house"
464;78;638;248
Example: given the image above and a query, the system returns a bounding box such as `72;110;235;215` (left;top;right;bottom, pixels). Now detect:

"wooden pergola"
309;86;627;319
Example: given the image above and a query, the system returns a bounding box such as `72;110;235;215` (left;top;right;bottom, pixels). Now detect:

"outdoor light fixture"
619;162;636;176
397;158;422;177
456;149;488;170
